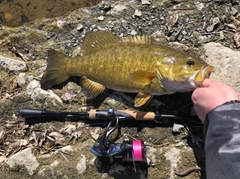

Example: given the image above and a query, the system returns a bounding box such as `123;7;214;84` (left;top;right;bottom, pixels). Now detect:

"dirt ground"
0;0;240;178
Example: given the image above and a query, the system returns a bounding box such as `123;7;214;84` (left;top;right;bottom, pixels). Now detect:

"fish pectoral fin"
134;92;153;107
129;71;156;85
155;61;172;88
81;31;120;55
80;77;105;99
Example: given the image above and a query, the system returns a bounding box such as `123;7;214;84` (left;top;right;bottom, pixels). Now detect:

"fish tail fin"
41;49;71;89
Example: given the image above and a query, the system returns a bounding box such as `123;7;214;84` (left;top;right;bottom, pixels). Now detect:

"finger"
201;78;213;87
202;79;228;88
191;90;198;103
193;105;205;123
191;88;208;103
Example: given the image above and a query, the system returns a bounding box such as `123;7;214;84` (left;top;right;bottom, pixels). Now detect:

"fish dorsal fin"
81;31;120;55
129;70;156;85
122;35;153;45
80;76;105;99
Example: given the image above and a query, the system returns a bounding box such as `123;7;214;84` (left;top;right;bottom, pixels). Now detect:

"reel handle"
88;109;155;121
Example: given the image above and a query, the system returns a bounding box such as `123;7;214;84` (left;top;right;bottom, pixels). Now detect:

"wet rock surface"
0;0;102;27
0;0;239;178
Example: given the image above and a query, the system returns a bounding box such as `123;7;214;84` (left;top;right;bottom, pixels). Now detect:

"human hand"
191;79;239;123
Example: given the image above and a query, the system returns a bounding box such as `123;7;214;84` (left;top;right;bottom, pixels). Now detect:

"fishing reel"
91;108;145;172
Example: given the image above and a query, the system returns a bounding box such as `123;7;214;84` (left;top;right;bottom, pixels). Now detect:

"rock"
172;123;185;133
90;127;101;140
98;16;105;21
111;4;127;15
26;80;63;104
231;7;238;16
102;173;109;178
76;155;87;174
0;155;6;163
4;12;13;25
6;147;39;175
129;29;137;35
0;55;27;72
76;23;84;31
134;9;142;17
50;160;59;167
164;147;181;179
141;0;151;5
171;42;189;51
204;42;240;96
195;3;205;11
145;146;157;165
16;73;26;87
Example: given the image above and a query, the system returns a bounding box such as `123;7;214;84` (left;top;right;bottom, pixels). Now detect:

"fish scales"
69;44;158;91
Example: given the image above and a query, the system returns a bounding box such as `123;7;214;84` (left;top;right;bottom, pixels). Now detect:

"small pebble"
172;123;185;133
16;73;26;87
141;0;151;5
231;7;238;16
129;29;137;35
77;23;84;31
98;16;105;21
134;9;142;17
4;12;13;25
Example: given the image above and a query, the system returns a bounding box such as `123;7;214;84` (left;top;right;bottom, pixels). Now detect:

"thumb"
201;79;217;87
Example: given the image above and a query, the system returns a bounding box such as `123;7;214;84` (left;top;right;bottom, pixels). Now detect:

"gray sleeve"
204;101;240;179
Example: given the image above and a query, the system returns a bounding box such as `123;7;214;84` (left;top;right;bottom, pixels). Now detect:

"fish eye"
187;60;194;66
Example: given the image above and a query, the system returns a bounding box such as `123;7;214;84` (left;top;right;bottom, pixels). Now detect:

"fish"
41;31;213;107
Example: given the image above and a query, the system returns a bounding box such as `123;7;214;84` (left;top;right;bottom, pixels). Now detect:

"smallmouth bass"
41;31;213;107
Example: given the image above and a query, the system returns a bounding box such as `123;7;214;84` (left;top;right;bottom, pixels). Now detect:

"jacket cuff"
204;100;240;137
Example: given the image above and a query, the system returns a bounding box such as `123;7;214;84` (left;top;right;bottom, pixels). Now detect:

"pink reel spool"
132;140;144;161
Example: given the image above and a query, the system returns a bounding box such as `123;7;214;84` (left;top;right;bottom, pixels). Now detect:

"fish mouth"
190;65;214;87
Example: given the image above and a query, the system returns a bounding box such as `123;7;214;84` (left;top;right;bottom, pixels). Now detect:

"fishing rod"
19;108;199;121
19;107;200;173
20;108;147;172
